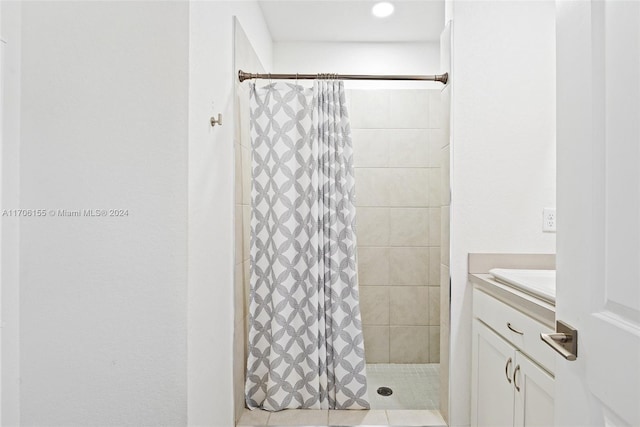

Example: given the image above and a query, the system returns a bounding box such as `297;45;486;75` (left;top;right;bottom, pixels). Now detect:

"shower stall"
232;18;451;425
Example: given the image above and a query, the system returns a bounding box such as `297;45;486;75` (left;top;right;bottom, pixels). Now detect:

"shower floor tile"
367;363;440;410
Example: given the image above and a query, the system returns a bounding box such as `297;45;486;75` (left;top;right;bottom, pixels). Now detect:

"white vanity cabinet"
471;287;555;427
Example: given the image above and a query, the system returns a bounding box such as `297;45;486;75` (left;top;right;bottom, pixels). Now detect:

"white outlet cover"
543;208;556;232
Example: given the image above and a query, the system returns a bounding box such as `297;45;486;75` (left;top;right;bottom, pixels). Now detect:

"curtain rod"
238;70;448;85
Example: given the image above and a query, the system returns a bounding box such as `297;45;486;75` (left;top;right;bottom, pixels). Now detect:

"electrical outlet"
543;208;556;232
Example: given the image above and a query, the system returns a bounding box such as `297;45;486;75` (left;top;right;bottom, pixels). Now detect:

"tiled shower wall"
439;23;452;421
234;91;251;422
348;89;443;364
233;21;264;423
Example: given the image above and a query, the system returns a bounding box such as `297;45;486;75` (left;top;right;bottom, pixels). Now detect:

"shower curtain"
245;80;369;411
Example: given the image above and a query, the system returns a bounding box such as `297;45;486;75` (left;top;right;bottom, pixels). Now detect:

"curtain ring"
295;73;299;85
268;73;272;85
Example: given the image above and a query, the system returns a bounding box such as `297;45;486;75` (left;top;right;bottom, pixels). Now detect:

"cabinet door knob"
505;357;513;384
513;364;521;392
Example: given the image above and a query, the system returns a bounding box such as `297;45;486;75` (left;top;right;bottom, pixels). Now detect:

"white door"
556;1;640;426
0;13;3;425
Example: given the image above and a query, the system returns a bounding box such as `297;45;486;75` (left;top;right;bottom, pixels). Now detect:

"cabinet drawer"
473;288;555;374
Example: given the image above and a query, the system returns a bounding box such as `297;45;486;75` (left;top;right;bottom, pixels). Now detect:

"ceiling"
258;1;445;43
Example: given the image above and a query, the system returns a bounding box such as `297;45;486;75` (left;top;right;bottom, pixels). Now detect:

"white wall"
447;2;556;426
3;2;273;425
274;41;440;89
188;3;272;426
18;2;189;425
1;1;21;424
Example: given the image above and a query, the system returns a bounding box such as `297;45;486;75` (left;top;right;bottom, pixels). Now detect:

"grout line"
387;202;392;364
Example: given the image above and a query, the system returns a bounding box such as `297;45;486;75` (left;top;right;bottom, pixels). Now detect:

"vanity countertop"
470;272;555;328
468;253;557;327
488;268;556;303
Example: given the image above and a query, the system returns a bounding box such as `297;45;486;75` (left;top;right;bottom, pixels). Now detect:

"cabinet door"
513;351;554;427
472;320;516;427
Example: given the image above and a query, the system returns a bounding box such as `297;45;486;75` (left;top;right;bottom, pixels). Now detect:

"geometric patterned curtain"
245;81;370;411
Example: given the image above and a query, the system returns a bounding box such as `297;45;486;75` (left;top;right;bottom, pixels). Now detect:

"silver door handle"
540;320;578;361
507;322;524;335
513;364;521;392
505;357;512;383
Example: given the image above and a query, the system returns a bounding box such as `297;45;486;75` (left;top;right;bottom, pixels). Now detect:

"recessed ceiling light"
372;2;394;18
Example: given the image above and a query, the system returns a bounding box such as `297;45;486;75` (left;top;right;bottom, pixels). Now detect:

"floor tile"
386;409;446;426
238;408;270;426
267;409;328;426
328;409;388;426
